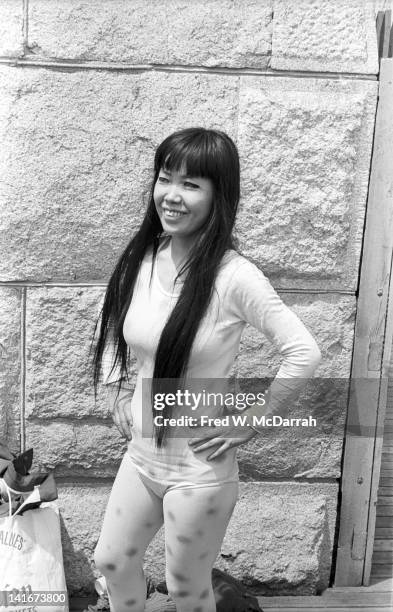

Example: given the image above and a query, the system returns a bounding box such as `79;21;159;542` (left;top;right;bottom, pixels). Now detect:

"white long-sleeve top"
101;235;321;479
103;235;321;383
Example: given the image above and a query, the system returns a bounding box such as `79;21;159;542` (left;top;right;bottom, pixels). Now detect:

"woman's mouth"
162;207;187;219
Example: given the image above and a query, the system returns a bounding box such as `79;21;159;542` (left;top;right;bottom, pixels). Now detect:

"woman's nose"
164;186;182;203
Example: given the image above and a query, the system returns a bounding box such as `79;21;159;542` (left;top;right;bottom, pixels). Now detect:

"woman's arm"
189;259;322;457
102;340;133;440
228;259;322;429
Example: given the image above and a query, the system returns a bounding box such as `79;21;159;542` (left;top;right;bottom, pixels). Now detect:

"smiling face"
153;166;214;242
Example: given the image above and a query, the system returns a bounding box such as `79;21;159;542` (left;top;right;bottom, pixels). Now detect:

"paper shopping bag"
0;494;69;612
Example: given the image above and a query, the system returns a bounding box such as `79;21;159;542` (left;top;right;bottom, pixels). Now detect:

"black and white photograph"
0;1;392;611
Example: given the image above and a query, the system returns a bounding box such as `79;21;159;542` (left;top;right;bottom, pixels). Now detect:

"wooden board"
375;527;393;537
257;592;393;606
258;609;391;612
335;58;393;586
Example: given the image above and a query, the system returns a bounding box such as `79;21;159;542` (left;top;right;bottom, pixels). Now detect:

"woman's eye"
158;176;169;183
184;181;199;188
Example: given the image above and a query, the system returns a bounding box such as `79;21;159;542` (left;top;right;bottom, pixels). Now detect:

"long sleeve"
227;258;322;419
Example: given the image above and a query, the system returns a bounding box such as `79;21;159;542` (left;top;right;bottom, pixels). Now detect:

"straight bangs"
155;136;220;182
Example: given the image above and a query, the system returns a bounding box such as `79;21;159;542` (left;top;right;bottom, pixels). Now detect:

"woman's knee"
93;540;116;575
94;540;142;577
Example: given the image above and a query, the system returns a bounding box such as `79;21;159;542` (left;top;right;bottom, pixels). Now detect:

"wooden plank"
258;589;391;609
380;470;393;477
379;477;393;485
373;540;393;551
258;608;392;612
258;592;392;612
70;592;393;612
336;58;393;587
372;551;393;563
369;576;393;588
377;496;393;505
365;57;393;586
257;593;393;607
370;564;393;577
331;582;392;591
378;487;393;496
382;10;392;59
374;527;393;537
375;514;393;526
320;591;392;605
378;505;393;517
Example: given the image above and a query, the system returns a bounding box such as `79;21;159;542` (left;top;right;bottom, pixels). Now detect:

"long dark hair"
92;127;240;446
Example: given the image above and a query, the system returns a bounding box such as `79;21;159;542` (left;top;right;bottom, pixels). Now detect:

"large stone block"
0;65;237;282
218;483;337;594
59;481;336;595
26;286;111;418
238;428;345;481
0;1;24;57
237;76;378;290
24;285;132;475
26;421;128;477
28;0;272;68
272;0;379;74
0;287;21;453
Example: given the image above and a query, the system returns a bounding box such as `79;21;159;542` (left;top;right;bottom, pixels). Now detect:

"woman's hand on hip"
188;420;257;460
106;383;133;441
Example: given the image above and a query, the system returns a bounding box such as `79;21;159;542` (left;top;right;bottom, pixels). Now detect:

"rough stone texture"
24;286;131;474
58;481;336;596
28;0;272;68
0;0;24;57
0;65;238;282
26;421;128;477
0;65;379;291
235;377;348;480
238;76;378;290
24;285;134;474
238;429;345;481
58;484;110;594
0;288;21;453
272;0;379;74
26;287;111;418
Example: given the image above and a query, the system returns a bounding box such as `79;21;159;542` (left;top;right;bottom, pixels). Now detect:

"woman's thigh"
163;481;239;581
94;452;164;570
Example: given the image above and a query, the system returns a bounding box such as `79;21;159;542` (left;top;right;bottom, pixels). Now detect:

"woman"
92;127;321;612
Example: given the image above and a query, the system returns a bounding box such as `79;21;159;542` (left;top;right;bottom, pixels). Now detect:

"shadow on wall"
60;513;97;596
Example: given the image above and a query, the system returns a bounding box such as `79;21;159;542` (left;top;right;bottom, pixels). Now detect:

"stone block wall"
0;0;379;596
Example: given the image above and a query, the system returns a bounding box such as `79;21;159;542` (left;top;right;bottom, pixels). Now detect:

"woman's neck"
169;235;196;271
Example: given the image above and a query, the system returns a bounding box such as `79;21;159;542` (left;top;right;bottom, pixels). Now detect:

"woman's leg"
163;481;239;612
94;453;164;612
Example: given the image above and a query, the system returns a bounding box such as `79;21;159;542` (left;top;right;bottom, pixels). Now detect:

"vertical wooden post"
334;58;393;585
